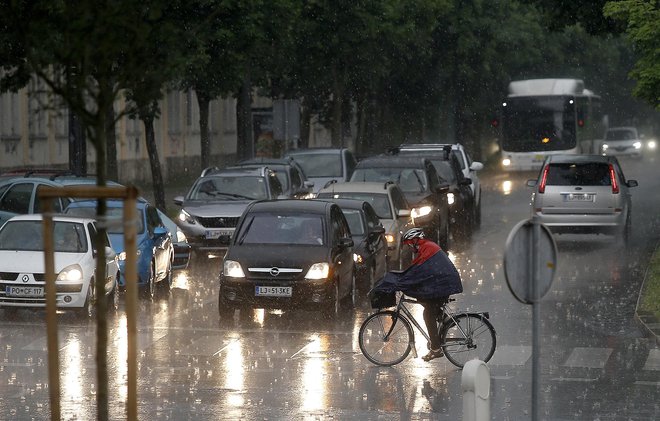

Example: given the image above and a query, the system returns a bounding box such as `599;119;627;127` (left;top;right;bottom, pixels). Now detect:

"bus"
497;78;606;171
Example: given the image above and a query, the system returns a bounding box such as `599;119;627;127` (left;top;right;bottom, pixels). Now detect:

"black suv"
350;155;451;249
390;147;475;242
173;166;286;255
219;199;355;318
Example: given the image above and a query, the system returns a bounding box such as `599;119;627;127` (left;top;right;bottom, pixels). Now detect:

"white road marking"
563;347;612;368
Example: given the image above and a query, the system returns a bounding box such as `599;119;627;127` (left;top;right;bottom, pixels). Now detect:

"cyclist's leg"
421;299;446;360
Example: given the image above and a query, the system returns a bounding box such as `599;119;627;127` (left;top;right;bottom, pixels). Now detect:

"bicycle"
358;291;496;368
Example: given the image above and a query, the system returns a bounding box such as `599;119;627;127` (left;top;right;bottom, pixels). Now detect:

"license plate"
255;286;292;297
564;193;595;202
205;229;233;239
5;286;44;297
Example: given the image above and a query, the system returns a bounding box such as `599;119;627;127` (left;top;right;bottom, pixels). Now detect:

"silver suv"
316;181;415;270
526;155;638;242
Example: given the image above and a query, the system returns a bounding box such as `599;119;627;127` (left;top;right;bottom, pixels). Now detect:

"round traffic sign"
503;218;557;304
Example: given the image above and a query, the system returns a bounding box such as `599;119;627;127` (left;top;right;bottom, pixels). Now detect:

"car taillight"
609;164;619;194
538;165;549;194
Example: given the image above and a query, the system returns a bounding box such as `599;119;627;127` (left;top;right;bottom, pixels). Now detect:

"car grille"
196;216;240;228
247;267;303;281
0;273;46;282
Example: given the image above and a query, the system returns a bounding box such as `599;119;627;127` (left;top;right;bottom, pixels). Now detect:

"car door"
145;205;171;280
363;203;387;280
0;181;33;226
330;206;353;298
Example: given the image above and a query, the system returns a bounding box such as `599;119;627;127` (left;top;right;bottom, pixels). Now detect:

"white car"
393;143;484;226
600;126;643;158
0;214;120;315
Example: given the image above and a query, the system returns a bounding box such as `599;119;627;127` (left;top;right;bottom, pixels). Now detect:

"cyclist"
373;227;463;361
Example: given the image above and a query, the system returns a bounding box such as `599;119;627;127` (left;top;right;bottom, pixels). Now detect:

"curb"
635;240;660;346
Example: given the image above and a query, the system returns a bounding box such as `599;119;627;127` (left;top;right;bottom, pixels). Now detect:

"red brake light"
538;165;549;194
609;164;619;194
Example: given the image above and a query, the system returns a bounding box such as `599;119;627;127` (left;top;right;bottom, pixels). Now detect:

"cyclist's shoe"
422;348;444;362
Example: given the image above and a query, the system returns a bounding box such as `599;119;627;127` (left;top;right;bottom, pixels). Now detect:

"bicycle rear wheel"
359;310;414;366
440;313;496;368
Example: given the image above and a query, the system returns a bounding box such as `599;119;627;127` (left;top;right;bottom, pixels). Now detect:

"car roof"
247;199;334;215
6;213;97;224
201;166;269;178
545;154;617;165
235;157;296;166
315;198;370;211
286;147;350;155
318;181;396;194
66;199;149;210
355;155;429;168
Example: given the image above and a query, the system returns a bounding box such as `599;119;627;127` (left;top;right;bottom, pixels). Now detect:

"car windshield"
605;129;636;141
289;153;342;178
189;176;267;200
65;206;146;234
546;163;611;186
316;192;392;219
428;160;456;183
237;214;324;245
351;168;427;193
0;220;87;252
341;209;365;236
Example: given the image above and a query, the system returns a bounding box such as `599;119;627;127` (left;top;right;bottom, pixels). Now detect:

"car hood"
0;250;85;273
226;244;330;270
403;192;433;207
183;201;252;218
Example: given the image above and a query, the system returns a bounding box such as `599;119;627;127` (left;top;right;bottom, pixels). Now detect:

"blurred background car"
173;166;286;257
218;199;355;318
526;154;638;243
600;126;643;157
315;198;387;290
349;155;452;249
285;148;358;194
316;181;414;270
391;143;483;227
65;199;174;298
226;157;314;199
0;214;119;316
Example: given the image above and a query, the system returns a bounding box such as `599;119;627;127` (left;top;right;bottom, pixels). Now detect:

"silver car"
316;181;415;270
526;155;638;242
600;126;643;157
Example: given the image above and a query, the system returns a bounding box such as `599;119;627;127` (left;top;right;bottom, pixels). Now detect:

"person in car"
373;227;463;362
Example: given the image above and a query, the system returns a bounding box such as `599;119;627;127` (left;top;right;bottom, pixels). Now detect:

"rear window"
546;163;611;186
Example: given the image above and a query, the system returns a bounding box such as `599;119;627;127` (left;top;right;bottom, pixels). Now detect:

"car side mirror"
526;179;537;187
338;237;354;249
304;180;315;188
627;180;638;188
470;162;484;171
397;209;411;218
173;196;184;206
369;225;386;239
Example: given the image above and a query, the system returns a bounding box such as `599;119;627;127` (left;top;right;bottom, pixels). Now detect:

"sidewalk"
636;241;660;346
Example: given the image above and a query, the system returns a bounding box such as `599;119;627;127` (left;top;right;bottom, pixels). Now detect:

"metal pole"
42;201;61;421
124;187;139;420
531;218;541;421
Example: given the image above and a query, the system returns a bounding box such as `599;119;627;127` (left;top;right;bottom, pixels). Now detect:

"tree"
604;0;660;110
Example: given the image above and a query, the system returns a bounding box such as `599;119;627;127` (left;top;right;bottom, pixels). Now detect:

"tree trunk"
236;76;253;161
196;91;211;172
300;98;311;149
143;113;166;212
105;103;118;181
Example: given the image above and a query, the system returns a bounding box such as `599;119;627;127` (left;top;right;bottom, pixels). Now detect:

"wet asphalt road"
1;154;659;420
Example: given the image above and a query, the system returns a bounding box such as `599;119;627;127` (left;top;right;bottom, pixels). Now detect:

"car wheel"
146;261;156;300
108;274;120;311
348;270;357;308
323;280;341;318
368;266;376;289
160;255;174;295
475;192;482;228
620;213;632;245
84;280;96;317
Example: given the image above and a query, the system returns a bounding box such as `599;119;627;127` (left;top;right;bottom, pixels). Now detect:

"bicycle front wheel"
359;310;414;366
441;313;496;368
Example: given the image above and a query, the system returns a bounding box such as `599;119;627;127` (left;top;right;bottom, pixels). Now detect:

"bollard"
462;359;490;421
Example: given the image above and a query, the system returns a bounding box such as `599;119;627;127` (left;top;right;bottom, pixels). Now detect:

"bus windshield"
502;96;576;152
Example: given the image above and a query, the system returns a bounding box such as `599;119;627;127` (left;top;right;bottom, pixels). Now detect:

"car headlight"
447;192;455;205
502;158;511;167
647;140;657;150
57;264;83;282
385;234;395;244
601;144;609;150
411;205;432;219
353;253;364;264
305;262;329;280
633;141;642;149
224;260;245;278
178;209;196;225
176;230;187;243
